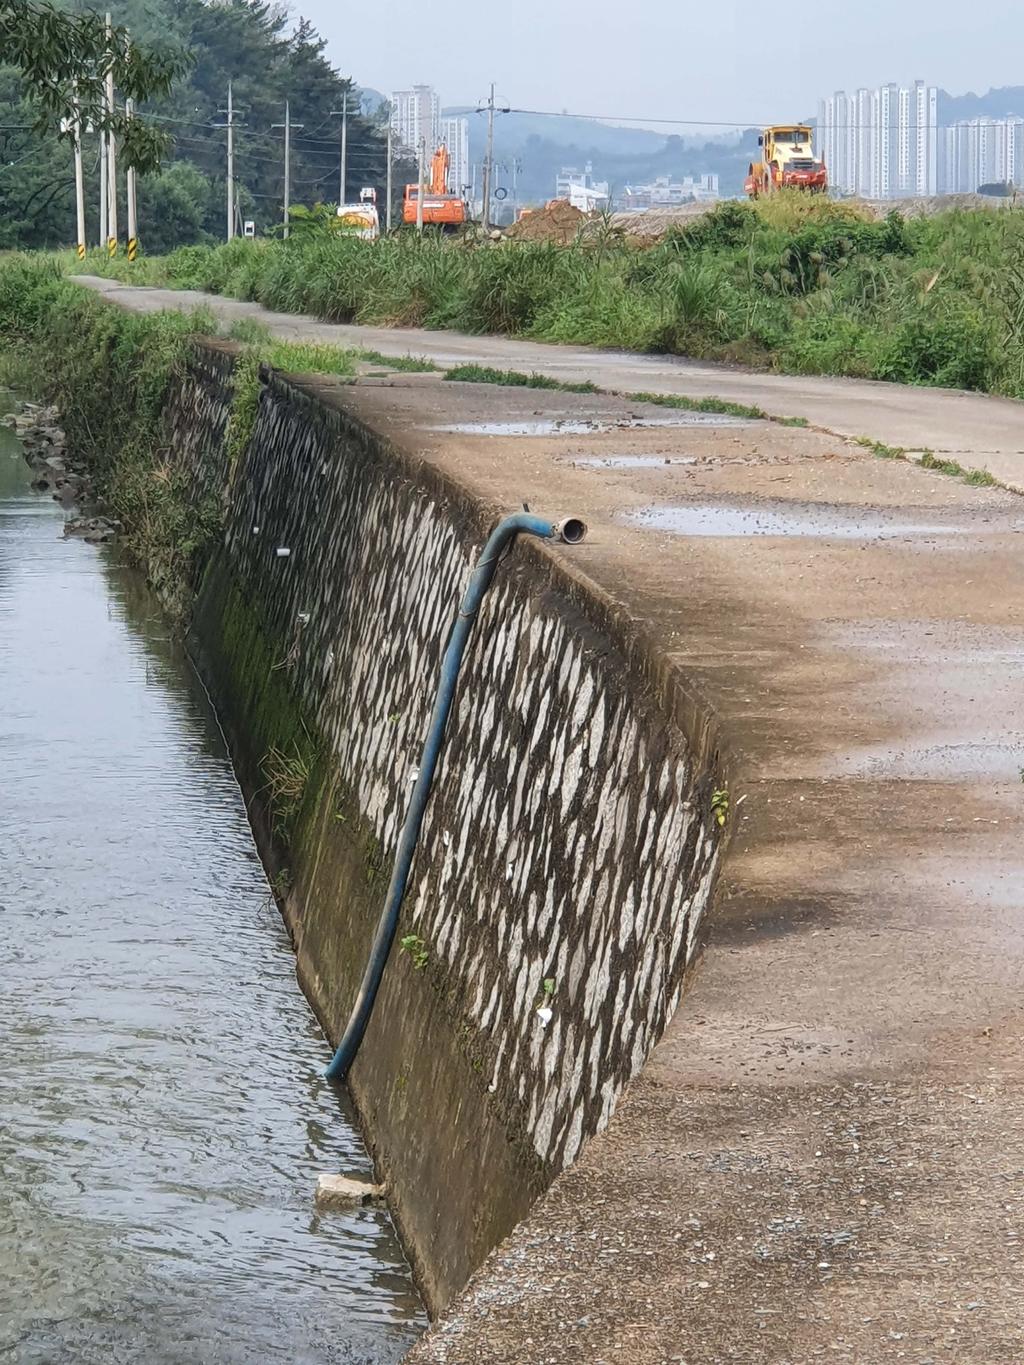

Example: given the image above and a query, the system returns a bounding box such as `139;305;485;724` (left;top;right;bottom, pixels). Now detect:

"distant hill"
360;88;388;117
444;108;672;160
443;107;759;202
940;87;1024;121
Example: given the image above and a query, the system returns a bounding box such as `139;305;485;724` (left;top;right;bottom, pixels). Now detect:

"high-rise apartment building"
915;81;938;195
942;116;1024;191
390;85;440;156
855;88;873;196
817;79;939;199
439;116;471;194
896;85;912;195
878;83;899;197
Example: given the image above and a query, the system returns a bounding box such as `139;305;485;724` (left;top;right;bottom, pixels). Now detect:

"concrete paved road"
76;276;1024;490
355;379;1024;1365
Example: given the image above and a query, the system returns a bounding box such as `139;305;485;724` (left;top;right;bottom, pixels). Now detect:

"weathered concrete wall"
165;345;726;1314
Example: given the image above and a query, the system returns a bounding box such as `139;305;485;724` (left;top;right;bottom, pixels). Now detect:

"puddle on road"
430;412;753;438
436;419;603;436
627;499;994;539
626;413;753;428
835;738;1024;781
571;454;699;469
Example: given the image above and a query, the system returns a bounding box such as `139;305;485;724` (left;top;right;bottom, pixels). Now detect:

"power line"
0;146;53;178
167;131;385;172
164;138;385;181
166;123;381;157
472;105;1007;138
33;97;1009;187
497;106;763;129
146;108;385;149
292;169;338;188
145;110;219;128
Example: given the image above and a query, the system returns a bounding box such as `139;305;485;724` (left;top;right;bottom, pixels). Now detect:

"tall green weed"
69;198;1024;397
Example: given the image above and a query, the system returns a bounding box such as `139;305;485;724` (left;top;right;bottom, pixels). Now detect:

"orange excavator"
402;143;467;229
745;125;828;197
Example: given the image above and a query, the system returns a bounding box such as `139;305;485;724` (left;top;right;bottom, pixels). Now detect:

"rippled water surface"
0;406;424;1363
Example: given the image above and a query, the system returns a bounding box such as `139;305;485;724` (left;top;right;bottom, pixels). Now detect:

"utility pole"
282;101;290;236
105;12;117;251
476;84;509;232
482;83;495;231
98;43;108;246
416;137;425;233
272;101;303;239
99;127;108;248
215;83;240;241
125;94;138;254
385;120;393;232
72;83;86;260
337;93;349;204
330;95;350;204
341;93;348;204
225;82;234;239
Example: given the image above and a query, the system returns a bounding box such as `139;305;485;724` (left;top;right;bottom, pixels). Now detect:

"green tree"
138;160;215;252
1;0;183;168
0;67;75;247
0;0;399;249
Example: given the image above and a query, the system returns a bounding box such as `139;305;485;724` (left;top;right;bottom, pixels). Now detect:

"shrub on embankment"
0;256;221;611
77;196;1024;398
0;257;362;612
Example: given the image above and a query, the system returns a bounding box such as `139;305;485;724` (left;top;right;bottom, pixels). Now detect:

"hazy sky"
297;0;1023;129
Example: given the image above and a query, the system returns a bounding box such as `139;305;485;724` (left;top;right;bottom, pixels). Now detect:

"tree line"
0;0;409;251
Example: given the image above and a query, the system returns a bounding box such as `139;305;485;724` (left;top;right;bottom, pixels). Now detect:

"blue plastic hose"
324;512;586;1081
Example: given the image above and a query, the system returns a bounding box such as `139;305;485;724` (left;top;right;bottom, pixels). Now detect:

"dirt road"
77;276;1024;490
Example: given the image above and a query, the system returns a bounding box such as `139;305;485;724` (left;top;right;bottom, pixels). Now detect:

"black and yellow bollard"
76;243;86;262
127;237;139;263
107;236;117;259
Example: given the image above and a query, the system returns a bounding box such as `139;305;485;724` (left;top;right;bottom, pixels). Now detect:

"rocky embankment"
2;401;120;543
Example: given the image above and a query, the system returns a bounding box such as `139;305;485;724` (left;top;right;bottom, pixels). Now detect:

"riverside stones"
5;400;107;527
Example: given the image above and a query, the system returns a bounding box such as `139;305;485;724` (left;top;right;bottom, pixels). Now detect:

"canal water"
0;403;425;1363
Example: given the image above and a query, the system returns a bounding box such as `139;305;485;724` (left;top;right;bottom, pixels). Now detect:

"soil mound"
505;200;590;245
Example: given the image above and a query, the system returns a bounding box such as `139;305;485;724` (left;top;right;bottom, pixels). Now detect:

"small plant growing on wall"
364;832;386;887
258;867;292;917
260;743;312;831
711;788;730;828
534;976;556;1027
400;934;429;970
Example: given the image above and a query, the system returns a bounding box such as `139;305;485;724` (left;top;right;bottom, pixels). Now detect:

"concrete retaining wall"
165;344;725;1313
